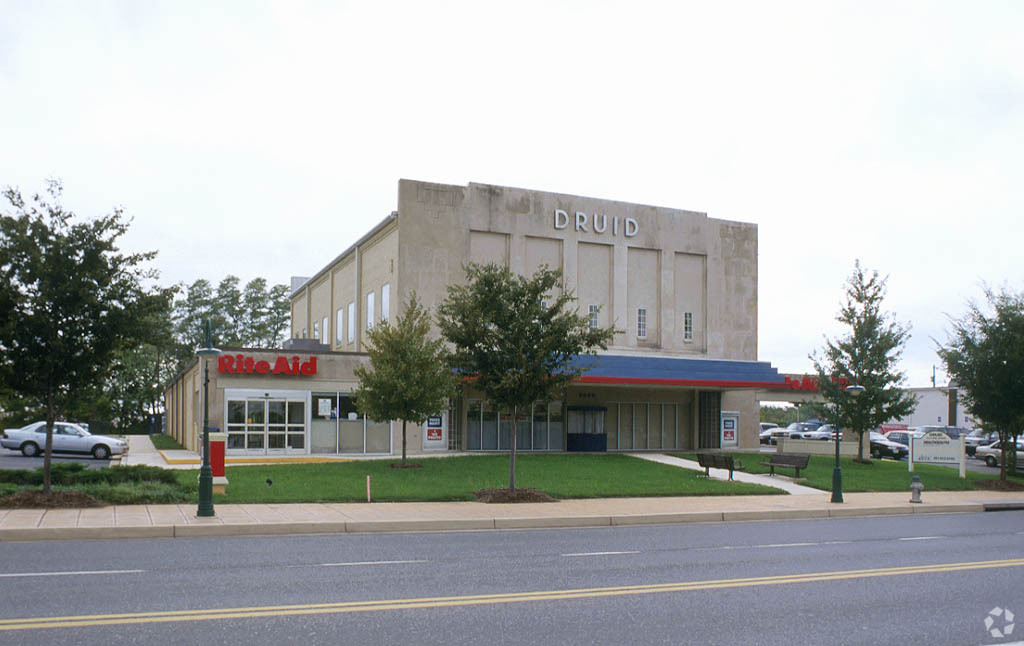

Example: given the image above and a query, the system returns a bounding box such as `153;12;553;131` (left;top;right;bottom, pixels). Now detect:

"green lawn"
149;433;184;451
672;452;1022;492
178;454;784;503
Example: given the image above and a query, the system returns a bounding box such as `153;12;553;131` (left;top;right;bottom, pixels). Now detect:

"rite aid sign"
218;354;318;376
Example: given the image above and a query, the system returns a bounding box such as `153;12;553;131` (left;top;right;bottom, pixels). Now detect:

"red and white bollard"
208;431;229;494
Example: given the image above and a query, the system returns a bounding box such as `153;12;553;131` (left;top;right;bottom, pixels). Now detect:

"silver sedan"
0;422;128;459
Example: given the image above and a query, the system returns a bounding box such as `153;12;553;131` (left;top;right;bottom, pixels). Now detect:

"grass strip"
176;453;785;503
149;434;185;451
671;452;1022;492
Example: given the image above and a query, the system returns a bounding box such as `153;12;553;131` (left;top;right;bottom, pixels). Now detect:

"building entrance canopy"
570;354;786;389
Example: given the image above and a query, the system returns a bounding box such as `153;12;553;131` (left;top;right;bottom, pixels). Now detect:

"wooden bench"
696;452;743;481
760;453;811;478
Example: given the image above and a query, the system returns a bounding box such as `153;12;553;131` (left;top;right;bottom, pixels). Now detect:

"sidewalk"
2;436;1020;542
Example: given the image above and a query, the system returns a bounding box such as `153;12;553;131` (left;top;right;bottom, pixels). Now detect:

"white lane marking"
563;551;642;557
320;560;428;567
703;540;853;551
898;536;945;541
0;569;145;579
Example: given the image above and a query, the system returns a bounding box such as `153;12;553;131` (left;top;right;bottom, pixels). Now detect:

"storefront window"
481;401;498;450
467;400;482;450
516;408;531;450
532;403;548;450
548;402;563;450
311;393;338;454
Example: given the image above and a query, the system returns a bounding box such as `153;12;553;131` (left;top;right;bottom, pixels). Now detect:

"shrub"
72;481;193;505
0;469;35;486
71;465;179;486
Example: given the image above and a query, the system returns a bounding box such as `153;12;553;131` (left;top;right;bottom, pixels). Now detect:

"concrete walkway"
628;453;823;494
2;435;1017;542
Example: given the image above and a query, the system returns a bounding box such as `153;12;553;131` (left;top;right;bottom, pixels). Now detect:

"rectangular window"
347;302;355;342
313;321;319;341
336;309;344;344
381;283;390;323
321;316;328;343
684;311;693;342
367;292;375;330
637;308;647;339
588;304;599;329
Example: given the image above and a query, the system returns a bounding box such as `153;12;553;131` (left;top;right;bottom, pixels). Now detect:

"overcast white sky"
2;1;1021;387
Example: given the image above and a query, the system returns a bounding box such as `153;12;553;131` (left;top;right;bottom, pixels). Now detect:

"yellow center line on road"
2;558;1023;631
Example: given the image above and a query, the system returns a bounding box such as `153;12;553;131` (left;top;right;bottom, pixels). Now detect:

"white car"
0;421;127;460
975;439;1024;468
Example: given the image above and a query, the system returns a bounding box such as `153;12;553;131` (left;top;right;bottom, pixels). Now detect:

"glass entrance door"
227;396;306;455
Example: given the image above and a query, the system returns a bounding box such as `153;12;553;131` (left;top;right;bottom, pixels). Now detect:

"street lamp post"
196;320;222;518
831;382;865;504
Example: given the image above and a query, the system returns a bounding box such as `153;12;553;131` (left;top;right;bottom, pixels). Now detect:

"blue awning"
570;354;786;389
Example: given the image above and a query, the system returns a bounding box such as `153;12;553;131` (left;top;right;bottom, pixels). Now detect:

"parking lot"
0;447;111;470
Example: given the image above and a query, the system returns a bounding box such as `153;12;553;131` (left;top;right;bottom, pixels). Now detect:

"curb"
0;503;992;542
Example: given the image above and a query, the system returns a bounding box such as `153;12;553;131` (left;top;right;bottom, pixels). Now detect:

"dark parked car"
884;430;917;447
964;429;998;456
869;431;908;460
759;423;778;445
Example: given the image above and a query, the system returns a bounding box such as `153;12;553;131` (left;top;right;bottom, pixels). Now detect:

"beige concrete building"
166;180;785;456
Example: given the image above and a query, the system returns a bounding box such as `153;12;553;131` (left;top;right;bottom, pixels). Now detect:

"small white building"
892;385;977;429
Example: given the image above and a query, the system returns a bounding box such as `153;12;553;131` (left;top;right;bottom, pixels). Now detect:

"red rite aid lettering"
783;375;850;391
217;355;317;376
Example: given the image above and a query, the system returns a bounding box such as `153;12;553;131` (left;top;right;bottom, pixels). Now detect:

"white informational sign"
909;431;966;478
317;398;332;417
720;411;740;449
422;412;447;450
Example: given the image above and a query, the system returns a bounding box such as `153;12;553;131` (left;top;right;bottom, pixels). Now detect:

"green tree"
171;275;290;370
939;287;1024;480
437;263;615;491
0;181;168;493
811;262;916;460
104;301;180;431
353;293;457;466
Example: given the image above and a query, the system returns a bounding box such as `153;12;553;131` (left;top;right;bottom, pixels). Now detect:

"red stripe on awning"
577;375;786;388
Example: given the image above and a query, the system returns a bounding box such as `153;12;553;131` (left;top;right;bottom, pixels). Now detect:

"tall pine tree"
811;261;917;460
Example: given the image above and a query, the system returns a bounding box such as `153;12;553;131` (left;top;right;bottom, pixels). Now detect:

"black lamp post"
831;382;865;504
196;320;221;518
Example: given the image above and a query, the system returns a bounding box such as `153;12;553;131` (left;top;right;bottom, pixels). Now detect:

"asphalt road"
0;512;1021;645
0;447;110;470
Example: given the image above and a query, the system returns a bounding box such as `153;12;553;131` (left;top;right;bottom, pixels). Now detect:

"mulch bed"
0;490;106;509
972;478;1024;492
389;462;423;469
473;488;557;503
